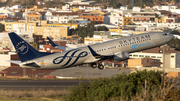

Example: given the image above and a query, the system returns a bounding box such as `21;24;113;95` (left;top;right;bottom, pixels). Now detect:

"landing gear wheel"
98;64;104;70
91;63;97;68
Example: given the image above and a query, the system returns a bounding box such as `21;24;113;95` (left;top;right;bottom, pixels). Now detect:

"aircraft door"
155;34;159;41
154;34;160;46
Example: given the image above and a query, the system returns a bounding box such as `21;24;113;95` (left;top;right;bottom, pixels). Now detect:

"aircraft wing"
47;37;73;51
87;46;129;63
87;45;113;59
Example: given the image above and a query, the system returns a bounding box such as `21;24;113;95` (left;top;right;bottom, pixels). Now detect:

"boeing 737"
8;32;174;70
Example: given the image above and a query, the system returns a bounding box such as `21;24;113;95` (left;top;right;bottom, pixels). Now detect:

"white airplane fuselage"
18;32;174;69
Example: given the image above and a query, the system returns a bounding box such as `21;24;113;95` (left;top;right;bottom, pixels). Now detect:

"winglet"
87;45;101;57
47;37;58;47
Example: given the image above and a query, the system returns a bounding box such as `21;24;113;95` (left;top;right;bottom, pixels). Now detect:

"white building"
156;23;180;29
0;32;14;49
120;6;128;10
45;11;79;24
0;51;16;69
0;31;33;50
0;7;15;17
94;24;118;29
129;47;180;68
66;0;96;6
129;7;157;26
11;4;22;9
22;12;42;20
153;5;177;11
110;10;123;26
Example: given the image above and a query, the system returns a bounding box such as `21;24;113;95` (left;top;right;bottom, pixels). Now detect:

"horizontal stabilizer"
7;60;21;64
7;60;40;67
21;62;40;67
47;36;73;51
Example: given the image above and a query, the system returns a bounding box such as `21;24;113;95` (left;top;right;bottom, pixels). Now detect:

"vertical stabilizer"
8;32;52;62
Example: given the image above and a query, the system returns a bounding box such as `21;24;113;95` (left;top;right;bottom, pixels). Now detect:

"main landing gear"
91;63;104;70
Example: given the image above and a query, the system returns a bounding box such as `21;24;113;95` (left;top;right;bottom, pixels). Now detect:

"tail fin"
8;32;52;62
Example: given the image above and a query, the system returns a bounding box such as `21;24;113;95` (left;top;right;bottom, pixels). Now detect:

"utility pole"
23;68;26;78
25;7;28;31
132;0;134;9
163;48;165;73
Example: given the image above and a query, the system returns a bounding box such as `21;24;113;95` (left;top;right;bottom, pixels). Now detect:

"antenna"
132;0;134;9
25;7;28;31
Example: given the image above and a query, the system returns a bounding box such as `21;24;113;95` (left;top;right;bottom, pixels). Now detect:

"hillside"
0;0;178;9
0;0;68;8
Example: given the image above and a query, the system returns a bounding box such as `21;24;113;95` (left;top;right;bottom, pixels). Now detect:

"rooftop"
140;46;180;53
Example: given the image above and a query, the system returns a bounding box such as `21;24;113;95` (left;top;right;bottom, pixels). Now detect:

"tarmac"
48;66;133;78
48;66;180;78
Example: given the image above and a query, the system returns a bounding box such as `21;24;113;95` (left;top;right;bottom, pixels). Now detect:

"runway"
0;80;89;90
0;79;179;90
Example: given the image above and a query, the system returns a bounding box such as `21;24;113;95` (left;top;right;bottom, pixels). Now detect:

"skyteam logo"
131;42;152;49
53;49;88;67
15;41;28;54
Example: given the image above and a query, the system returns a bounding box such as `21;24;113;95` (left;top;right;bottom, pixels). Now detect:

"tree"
86;22;95;37
128;23;136;25
0;23;4;32
171;30;180;35
95;0;101;3
96;26;108;31
109;0;122;8
167;38;180;50
71;22;95;39
68;20;77;24
103;4;107;9
155;13;161;19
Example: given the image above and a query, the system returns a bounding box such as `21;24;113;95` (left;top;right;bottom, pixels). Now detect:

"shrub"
65;70;173;101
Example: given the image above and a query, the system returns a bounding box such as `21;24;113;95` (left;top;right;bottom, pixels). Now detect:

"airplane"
8;32;174;70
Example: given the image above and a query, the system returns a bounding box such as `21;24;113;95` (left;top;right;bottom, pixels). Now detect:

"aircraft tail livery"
8;32;174;70
9;32;52;62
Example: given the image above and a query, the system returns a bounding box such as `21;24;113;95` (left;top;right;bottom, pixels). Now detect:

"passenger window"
163;33;168;36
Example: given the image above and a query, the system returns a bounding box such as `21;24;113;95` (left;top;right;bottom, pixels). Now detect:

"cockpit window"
163;33;168;36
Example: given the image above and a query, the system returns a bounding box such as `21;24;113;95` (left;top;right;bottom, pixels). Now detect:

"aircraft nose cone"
167;34;174;42
169;34;174;40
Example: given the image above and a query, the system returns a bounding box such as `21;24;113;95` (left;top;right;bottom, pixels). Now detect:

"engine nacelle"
113;52;129;62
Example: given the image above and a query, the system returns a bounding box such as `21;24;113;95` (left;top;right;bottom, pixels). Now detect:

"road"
0;80;89;90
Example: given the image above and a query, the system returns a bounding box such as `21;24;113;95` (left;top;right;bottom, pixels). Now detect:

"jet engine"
112;52;129;62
